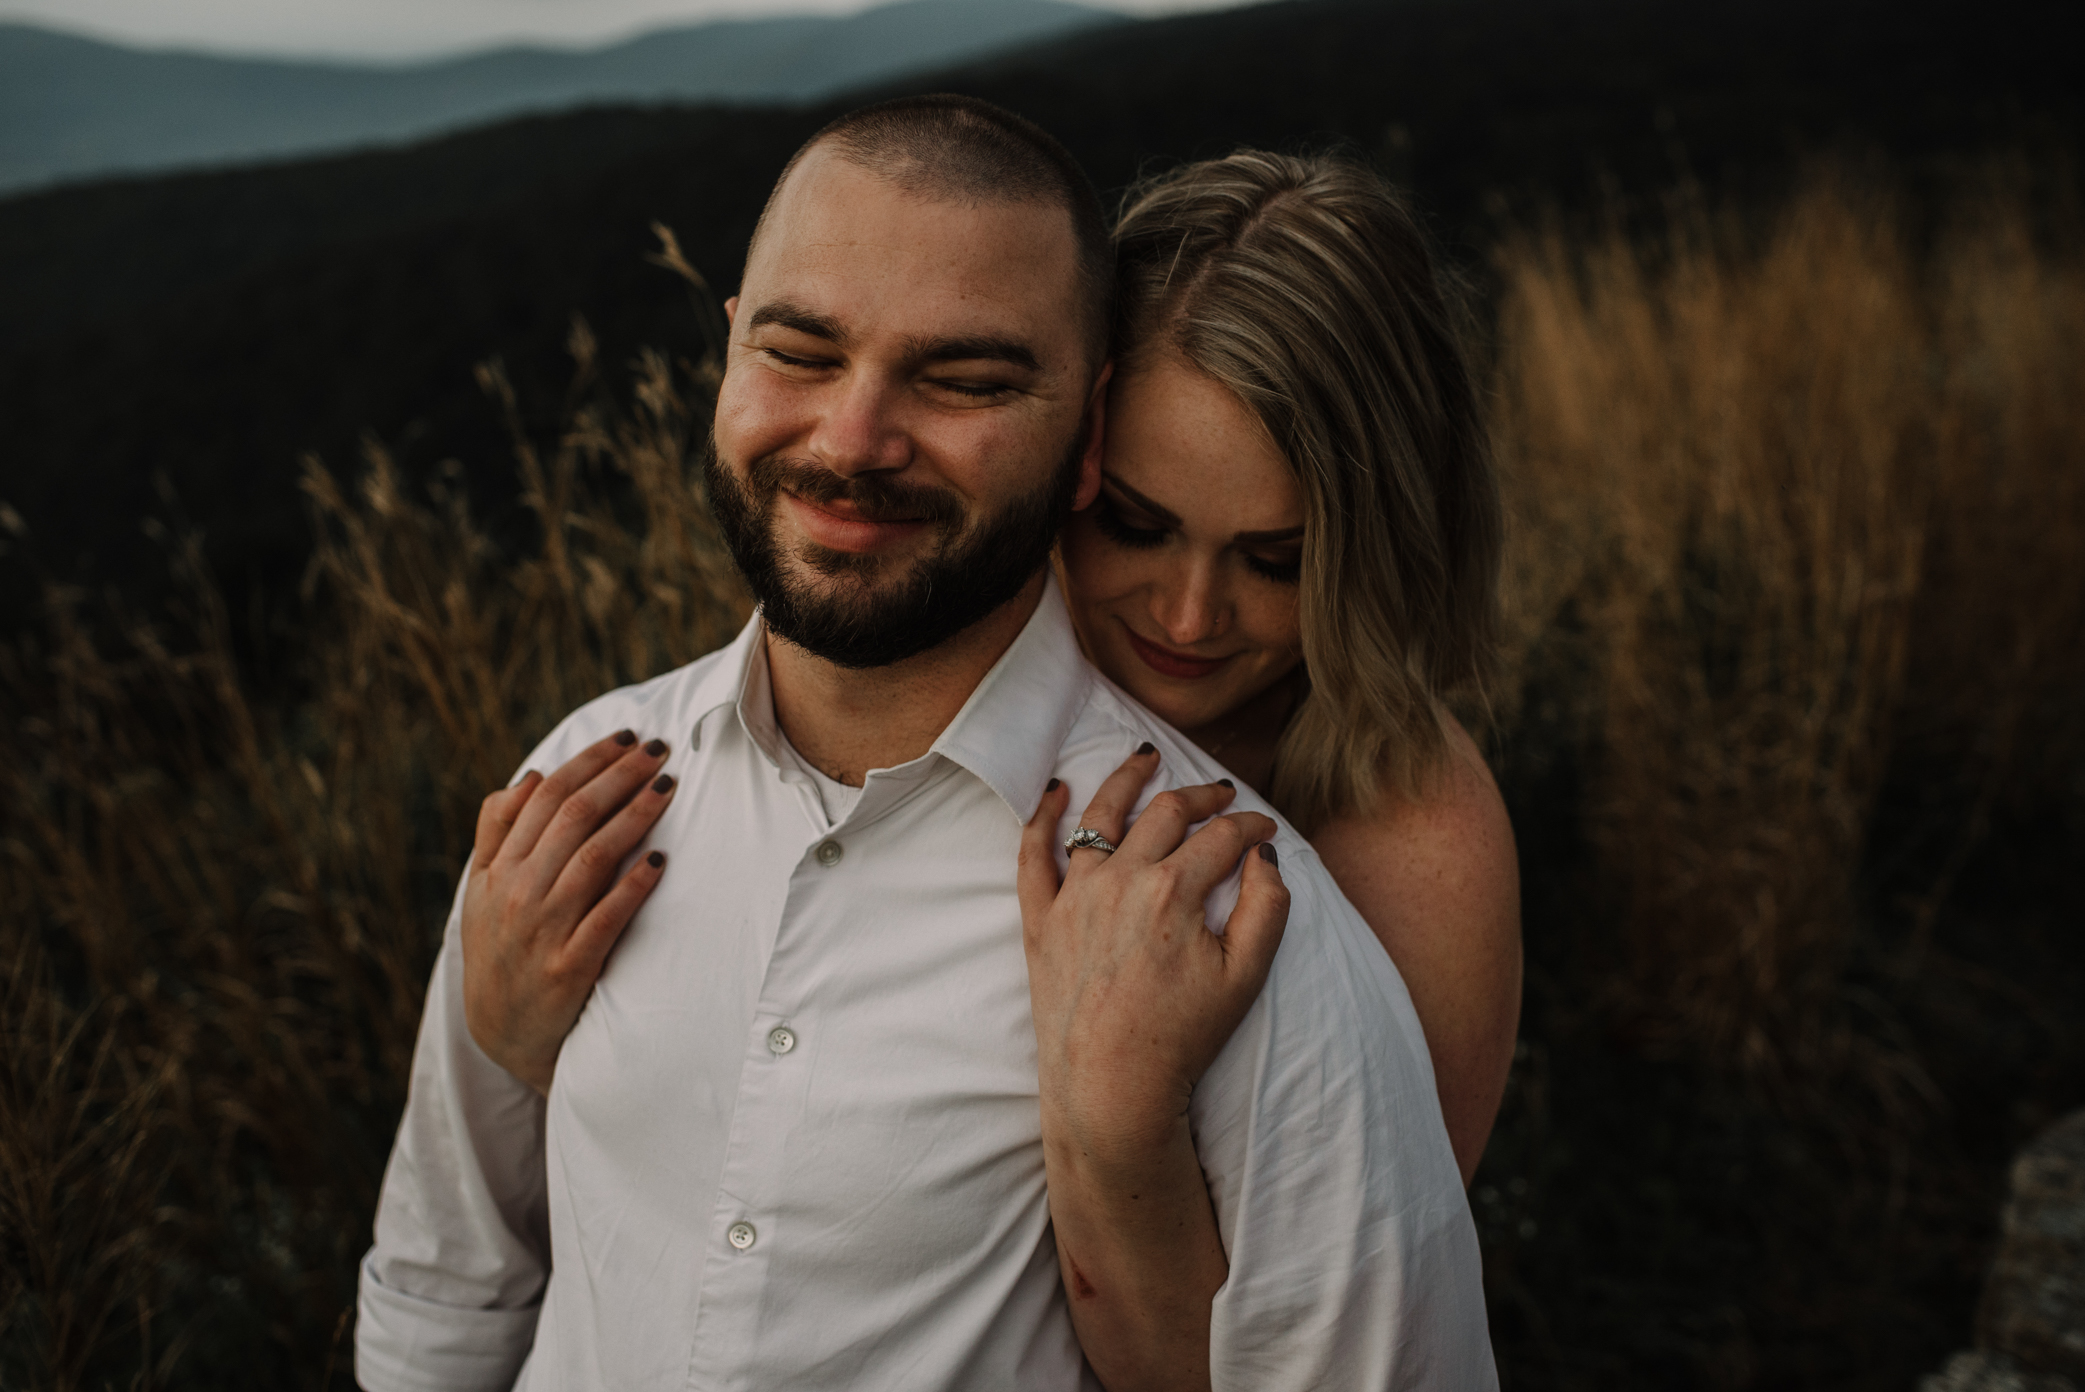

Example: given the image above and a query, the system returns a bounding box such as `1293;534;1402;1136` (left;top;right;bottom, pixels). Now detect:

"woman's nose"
1152;561;1229;647
807;374;911;476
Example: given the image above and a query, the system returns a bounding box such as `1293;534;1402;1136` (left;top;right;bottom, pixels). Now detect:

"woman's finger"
1113;781;1239;863
523;737;672;888
1017;778;1073;931
1162;810;1278;891
545;767;680;911
1068;743;1161;860
472;770;541;871
1218;840;1290;998
499;730;642;866
562;848;668;981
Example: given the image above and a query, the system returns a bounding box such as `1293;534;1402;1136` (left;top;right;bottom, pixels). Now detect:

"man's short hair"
751;94;1114;369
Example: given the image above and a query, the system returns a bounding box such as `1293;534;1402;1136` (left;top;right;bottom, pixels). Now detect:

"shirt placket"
682;795;871;1389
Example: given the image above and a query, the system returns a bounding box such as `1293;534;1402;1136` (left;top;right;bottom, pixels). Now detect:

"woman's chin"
1111;676;1227;735
1082;629;1234;730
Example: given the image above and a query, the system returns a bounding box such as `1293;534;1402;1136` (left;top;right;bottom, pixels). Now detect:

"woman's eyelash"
1092;498;1169;549
1244;553;1302;585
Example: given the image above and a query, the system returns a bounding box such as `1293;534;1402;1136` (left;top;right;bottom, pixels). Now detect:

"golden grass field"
3;169;2081;1388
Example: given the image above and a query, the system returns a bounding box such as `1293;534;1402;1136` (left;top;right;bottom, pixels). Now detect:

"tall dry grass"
0;239;746;1389
1491;168;2085;1098
0;182;2080;1387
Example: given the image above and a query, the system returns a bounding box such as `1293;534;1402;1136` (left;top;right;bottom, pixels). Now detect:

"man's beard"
704;436;1082;669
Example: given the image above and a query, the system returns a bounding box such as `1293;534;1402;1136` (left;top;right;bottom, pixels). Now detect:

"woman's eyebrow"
1234;525;1305;544
1100;473;1182;526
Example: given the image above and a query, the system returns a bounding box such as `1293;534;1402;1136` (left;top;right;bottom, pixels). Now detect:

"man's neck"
765;572;1047;787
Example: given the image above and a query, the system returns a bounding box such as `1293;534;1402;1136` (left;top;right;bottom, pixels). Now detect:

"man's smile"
781;489;934;553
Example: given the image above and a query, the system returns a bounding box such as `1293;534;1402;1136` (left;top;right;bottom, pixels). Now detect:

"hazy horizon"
0;0;1236;63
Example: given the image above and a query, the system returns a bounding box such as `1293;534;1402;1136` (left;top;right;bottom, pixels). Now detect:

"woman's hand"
460;731;677;1095
1021;745;1290;1158
1017;745;1288;1391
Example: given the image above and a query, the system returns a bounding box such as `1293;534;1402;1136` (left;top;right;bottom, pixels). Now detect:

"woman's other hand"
1020;746;1289;1151
1017;745;1288;1392
460;731;677;1095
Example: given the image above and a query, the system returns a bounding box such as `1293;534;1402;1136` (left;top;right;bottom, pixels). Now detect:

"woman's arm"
1309;717;1522;1186
1019;751;1288;1392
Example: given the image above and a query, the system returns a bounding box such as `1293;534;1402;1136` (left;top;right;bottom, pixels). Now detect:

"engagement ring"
1064;827;1118;855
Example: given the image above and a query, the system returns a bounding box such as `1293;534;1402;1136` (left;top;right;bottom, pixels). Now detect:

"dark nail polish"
652;774;675;794
1217;778;1234;789
1136;741;1156;756
646;850;665;868
613;729;636;746
1258;842;1278;866
644;738;667;757
1045;777;1060;793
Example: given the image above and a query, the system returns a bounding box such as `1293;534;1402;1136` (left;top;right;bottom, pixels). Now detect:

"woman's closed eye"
1243;549;1302;585
1092;495;1170;549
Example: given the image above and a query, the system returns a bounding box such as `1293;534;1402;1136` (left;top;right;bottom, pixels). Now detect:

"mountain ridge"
0;0;2074;620
0;0;1121;193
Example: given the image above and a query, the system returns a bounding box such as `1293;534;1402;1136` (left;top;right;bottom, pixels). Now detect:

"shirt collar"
928;572;1089;822
684;574;1090;821
682;611;767;755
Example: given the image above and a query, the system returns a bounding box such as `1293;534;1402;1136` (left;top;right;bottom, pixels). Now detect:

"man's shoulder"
1061;672;1345;917
1062;670;1247;800
512;642;742;782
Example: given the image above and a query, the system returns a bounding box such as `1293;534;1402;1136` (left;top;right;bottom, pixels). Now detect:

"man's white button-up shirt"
356;579;1496;1391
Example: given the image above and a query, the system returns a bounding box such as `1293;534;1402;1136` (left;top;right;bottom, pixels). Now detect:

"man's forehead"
743;147;1084;351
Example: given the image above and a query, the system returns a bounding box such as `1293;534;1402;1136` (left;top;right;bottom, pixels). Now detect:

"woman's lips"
781;491;928;553
1125;628;1232;680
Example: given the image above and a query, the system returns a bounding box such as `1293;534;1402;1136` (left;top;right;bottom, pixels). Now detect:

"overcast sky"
0;0;1230;61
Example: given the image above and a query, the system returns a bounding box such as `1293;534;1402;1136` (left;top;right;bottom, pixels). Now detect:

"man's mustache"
746;455;965;529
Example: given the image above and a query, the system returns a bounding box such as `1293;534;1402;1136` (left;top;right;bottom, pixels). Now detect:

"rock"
1979;1109;2085;1382
1919;1350;2079;1392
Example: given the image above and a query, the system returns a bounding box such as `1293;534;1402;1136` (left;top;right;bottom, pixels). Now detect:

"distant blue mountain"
0;0;1121;193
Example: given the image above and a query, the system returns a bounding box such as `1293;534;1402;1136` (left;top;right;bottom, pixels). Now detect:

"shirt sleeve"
356;867;551;1392
1191;838;1499;1391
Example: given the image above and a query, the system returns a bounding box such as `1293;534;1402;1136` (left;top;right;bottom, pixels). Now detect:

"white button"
814;839;843;867
767;1026;796;1055
727;1221;757;1251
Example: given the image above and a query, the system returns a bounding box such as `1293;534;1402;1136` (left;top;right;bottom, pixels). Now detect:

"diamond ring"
1063;827;1118;855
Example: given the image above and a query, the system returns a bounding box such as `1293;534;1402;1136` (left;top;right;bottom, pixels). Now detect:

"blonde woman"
1041;149;1520;1184
465;150;1518;1381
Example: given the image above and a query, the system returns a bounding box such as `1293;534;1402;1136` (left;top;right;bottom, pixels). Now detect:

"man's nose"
804;373;912;477
1152;558;1230;647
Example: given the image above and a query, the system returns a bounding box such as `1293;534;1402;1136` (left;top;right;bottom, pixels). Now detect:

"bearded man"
356;95;1494;1391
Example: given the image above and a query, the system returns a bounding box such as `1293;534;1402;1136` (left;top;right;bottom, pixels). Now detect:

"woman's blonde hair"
1112;150;1500;831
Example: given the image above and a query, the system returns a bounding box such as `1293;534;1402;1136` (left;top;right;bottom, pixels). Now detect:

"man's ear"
1073;362;1112;513
723;295;739;327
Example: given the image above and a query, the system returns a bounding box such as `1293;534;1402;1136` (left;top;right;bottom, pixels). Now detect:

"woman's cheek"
1244;589;1305;662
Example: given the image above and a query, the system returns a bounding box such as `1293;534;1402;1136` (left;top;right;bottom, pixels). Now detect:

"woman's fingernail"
1136;741;1156;756
1258;842;1278;866
652;774;675;794
644;739;667;757
1045;778;1060;793
614;729;636;746
1217;778;1234;789
647;850;665;868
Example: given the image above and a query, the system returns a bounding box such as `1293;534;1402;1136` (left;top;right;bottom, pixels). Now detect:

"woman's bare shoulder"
1309;716;1522;1187
1307;715;1519;925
